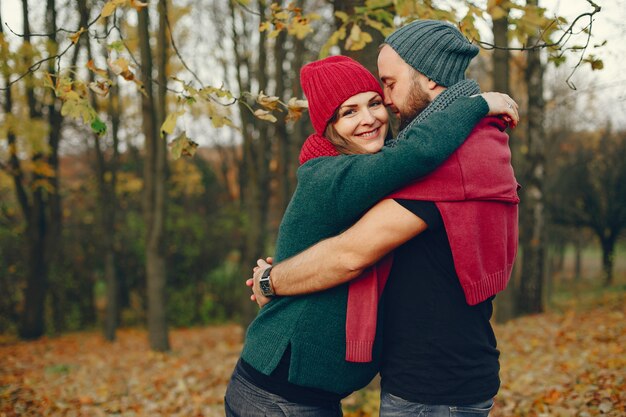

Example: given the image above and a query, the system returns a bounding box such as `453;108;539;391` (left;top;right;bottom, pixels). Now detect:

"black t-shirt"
381;199;500;406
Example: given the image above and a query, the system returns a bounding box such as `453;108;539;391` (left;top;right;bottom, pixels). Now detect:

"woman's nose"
361;109;376;125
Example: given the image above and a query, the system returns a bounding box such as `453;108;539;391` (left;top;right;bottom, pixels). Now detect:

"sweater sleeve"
323;95;489;217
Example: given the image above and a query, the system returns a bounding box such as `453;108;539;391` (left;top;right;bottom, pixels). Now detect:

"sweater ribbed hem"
346;340;375;363
463;266;513;306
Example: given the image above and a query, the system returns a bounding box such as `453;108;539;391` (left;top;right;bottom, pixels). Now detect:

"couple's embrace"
225;19;520;417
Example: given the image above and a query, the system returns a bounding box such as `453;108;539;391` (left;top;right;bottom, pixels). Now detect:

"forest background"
0;0;625;416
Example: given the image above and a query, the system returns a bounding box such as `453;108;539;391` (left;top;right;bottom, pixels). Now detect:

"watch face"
260;279;272;296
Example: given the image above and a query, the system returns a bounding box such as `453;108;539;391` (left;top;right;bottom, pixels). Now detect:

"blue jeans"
380;391;493;417
224;364;343;417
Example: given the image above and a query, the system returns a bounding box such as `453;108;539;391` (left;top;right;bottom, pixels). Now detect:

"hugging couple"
226;19;520;417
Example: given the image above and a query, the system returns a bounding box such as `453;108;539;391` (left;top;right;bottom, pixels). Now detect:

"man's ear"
426;78;439;90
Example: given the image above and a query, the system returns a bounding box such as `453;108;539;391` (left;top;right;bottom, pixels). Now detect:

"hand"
480;92;519;128
246;257;273;308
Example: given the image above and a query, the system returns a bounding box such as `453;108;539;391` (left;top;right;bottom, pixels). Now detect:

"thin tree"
138;1;170;351
516;0;547;315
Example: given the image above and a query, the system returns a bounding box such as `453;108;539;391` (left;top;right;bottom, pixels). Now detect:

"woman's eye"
370;101;382;108
341;109;355;117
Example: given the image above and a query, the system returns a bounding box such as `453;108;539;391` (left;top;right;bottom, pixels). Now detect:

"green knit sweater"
241;96;489;395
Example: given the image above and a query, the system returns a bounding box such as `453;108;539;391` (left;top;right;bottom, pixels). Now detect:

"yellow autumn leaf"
306;13;321;21
320;26;346;58
286;97;308;122
31;179;55;193
253;109;277;123
257;91;280;110
89;81;111;96
86;59;109;78
268;29;281;38
33;161;56;178
335;11;349;22
108;57;129;76
129;0;148;11
160;110;185;138
61;99;96;124
199;86;234;101
69;27;86;44
101;0;125;18
346;25;372;51
289;19;313;40
168;132;198;160
349;23;362;42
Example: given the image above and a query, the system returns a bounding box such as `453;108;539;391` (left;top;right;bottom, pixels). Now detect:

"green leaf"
91;118;107;136
107;40;124;52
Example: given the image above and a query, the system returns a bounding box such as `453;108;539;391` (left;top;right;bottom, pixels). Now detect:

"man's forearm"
271;234;366;296
268;199;428;296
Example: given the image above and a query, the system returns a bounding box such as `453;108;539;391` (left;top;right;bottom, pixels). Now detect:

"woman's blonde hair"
323;111;369;156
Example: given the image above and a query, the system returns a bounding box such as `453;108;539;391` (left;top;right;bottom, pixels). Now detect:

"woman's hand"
480;92;519;128
246;257;273;308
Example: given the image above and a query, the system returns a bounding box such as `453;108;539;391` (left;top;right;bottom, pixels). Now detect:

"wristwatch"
258;266;275;297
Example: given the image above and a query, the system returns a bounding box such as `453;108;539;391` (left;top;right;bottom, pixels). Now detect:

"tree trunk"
17;0;49;339
289;34;307;192
516;0;546;316
274;30;291;215
79;0;121;341
600;236;615;287
574;234;583;282
230;1;271;271
492;14;510;94
138;2;169;351
332;0;385;77
45;0;68;334
491;6;515;323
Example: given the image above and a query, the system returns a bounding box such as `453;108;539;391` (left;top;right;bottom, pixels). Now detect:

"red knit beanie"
300;56;383;136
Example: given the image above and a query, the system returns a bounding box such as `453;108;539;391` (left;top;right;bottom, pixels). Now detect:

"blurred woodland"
0;0;625;354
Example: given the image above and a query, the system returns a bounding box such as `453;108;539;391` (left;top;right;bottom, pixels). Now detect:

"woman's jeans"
224;364;343;417
380;390;494;417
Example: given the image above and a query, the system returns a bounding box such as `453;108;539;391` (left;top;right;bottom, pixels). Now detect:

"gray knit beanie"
384;20;479;87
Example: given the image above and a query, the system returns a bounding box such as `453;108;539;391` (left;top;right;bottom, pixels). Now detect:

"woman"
225;56;517;417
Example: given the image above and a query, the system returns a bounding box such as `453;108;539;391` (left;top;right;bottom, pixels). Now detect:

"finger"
257;259;265;267
250;294;256;301
246;278;253;287
266;257;273;264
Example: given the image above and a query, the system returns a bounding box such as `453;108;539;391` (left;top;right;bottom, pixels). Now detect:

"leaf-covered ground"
1;293;624;417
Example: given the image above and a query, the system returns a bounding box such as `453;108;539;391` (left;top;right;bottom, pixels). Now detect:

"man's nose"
383;91;393;106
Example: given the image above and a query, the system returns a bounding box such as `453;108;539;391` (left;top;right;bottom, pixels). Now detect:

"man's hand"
246;257;273;307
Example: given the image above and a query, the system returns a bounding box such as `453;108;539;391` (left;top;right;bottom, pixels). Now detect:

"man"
251;20;519;416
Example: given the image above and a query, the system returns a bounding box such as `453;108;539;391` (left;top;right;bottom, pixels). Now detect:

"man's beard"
398;81;431;131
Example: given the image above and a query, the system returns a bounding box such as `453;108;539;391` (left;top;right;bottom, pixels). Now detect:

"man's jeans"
224;364;343;417
380;390;494;417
